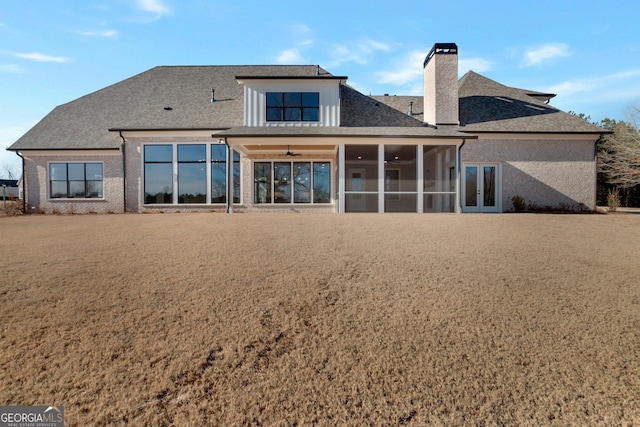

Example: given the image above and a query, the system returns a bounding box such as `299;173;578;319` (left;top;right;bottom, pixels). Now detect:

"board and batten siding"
242;80;341;127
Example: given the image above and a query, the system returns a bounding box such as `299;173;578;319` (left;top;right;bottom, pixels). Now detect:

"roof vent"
408;101;414;116
315;65;320;76
163;106;173;111
211;88;215;103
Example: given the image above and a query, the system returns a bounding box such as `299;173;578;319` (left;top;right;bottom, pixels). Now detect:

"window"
266;92;319;122
211;146;241;204
253;161;331;204
143;143;241;205
178;144;206;203
49;162;103;199
144;145;173;204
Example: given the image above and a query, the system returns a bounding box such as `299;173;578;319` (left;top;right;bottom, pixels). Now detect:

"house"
8;43;606;214
0;179;19;200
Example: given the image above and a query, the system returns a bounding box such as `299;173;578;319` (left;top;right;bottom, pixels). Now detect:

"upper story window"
266;92;319;122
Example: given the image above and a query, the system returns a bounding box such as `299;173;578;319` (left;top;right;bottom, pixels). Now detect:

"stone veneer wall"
23;152;124;214
462;137;597;211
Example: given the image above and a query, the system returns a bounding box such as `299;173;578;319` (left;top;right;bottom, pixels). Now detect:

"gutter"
119;132;127;213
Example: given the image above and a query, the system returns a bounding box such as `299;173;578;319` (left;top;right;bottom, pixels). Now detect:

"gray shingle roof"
457;71;605;133
9;65;605;152
9;65;332;150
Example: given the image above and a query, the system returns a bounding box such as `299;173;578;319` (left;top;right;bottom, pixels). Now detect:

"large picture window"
143;143;241;205
178;144;206;203
253;161;331;204
144;145;173;204
266;92;319;122
49;162;103;199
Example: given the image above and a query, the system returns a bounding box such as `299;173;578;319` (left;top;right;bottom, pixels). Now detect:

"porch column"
417;145;424;213
378;144;384;213
338;143;345;213
224;138;233;213
456;140;464;213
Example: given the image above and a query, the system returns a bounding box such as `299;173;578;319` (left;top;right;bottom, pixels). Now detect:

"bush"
2;201;23;216
607;189;620;212
511;195;527;212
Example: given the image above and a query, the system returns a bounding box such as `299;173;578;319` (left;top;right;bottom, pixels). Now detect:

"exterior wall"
462;137;597;211
22;151;124;214
242;81;341;127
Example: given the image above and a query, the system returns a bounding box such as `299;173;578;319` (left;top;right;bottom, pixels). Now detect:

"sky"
1;0;640;176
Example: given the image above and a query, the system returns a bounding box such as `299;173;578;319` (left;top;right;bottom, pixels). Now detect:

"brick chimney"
423;43;459;126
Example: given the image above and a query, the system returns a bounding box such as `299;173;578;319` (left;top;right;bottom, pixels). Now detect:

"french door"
463;163;500;213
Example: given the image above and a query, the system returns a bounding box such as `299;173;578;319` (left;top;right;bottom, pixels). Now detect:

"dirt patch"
1;213;639;425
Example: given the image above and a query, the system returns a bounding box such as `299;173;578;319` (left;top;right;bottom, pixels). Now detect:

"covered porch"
220;127;469;213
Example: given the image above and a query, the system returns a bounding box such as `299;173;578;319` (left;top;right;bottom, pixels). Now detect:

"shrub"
3;201;23;216
607;189;620;212
511;195;527;212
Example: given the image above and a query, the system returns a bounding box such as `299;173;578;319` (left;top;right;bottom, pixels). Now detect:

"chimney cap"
424;43;458;67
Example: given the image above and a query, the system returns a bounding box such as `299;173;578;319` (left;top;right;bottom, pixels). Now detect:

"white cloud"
375;51;425;85
134;0;171;19
326;38;391;67
77;29;119;38
545;69;640;97
276;49;304;64
11;52;71;63
522;43;570;67
543;68;640;119
0;64;24;73
459;57;493;74
375;50;493;88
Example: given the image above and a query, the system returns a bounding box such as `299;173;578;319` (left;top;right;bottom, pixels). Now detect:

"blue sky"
2;0;640;175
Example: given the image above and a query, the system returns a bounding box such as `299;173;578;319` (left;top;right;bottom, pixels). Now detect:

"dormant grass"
1;213;639;425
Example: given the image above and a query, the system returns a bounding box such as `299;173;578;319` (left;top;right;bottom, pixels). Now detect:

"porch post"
378;144;384;213
417;145;424;213
338;143;345;213
456;139;465;213
223;138;233;213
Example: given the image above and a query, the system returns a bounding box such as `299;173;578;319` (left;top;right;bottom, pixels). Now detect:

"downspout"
119;132;127;213
16;151;26;214
457;139;466;213
594;134;604;210
223;138;232;213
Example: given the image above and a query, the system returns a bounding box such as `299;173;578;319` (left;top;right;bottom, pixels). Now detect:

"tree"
1;164;17;180
597;108;640;206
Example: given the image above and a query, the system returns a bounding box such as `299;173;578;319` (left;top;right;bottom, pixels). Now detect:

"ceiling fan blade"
286;145;300;156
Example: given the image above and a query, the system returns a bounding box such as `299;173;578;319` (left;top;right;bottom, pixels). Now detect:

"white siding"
242;81;341;127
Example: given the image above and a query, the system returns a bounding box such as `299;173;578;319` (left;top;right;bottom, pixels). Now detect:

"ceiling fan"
285;145;301;156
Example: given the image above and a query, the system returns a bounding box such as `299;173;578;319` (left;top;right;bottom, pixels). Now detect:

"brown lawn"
1;212;639;426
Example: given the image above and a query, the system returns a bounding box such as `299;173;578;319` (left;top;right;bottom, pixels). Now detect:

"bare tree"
598;108;640;189
2;164;17;180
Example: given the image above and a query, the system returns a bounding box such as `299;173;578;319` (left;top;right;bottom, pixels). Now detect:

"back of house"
8;43;606;214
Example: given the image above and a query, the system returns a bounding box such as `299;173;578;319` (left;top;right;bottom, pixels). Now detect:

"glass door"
463;163;499;213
